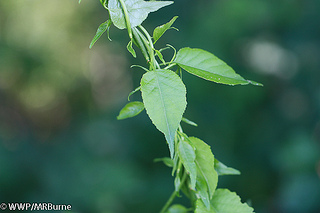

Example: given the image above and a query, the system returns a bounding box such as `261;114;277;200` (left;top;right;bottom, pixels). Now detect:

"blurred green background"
0;0;319;212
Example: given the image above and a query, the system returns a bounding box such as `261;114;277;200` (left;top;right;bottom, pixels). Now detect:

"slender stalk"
132;27;150;62
160;171;188;213
118;0;133;39
135;28;155;70
138;25;160;69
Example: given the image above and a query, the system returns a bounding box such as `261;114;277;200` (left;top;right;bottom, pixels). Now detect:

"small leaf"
89;20;111;49
108;0;173;29
190;137;218;199
178;140;197;190
154;157;173;167
166;204;189;213
214;159;241;176
195;189;254;213
181;117;198;127
141;69;187;158
78;0;81;4
153;16;178;44
117;101;144;120
127;39;136;57
175;47;260;86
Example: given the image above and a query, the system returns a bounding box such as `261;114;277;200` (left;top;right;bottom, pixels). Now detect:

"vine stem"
138;25;160;70
159;170;188;213
118;0;133;39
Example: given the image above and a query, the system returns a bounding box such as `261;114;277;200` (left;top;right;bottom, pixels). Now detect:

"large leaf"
189;137;218;208
195;189;254;213
178;139;197;190
108;0;173;29
117;101;144;120
175;47;262;86
153;16;178;44
140;69;186;158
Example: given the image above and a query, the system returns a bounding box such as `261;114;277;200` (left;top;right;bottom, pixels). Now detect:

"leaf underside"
108;0;173;29
140;69;186;158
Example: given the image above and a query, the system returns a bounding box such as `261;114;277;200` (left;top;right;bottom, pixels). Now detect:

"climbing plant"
83;0;262;212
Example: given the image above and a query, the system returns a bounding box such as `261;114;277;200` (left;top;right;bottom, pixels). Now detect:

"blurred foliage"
0;0;319;212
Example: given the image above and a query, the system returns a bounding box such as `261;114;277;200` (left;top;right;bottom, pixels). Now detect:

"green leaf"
175;47;260;86
189;137;218;205
108;0;173;29
214;159;240;176
154;157;173;167
127;39;137;57
181;117;198;127
195;189;254;213
178;140;197;190
79;0;82;4
153;16;178;44
117;101;144;120
89;20;112;49
196;177;211;210
140;69;187;158
166;204;189;213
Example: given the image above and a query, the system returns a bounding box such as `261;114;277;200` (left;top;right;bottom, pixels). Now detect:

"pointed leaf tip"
153;16;178;44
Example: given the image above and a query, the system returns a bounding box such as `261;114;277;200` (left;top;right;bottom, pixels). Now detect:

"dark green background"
0;0;319;212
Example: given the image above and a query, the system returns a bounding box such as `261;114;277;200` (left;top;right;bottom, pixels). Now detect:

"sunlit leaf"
89;20;111;49
178;139;197;190
175;47;261;86
108;0;173;29
195;189;254;213
141;69;186;158
153;16;178;44
117;101;144;120
214;159;240;176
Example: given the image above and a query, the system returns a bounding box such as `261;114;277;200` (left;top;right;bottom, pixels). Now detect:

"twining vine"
81;0;261;212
